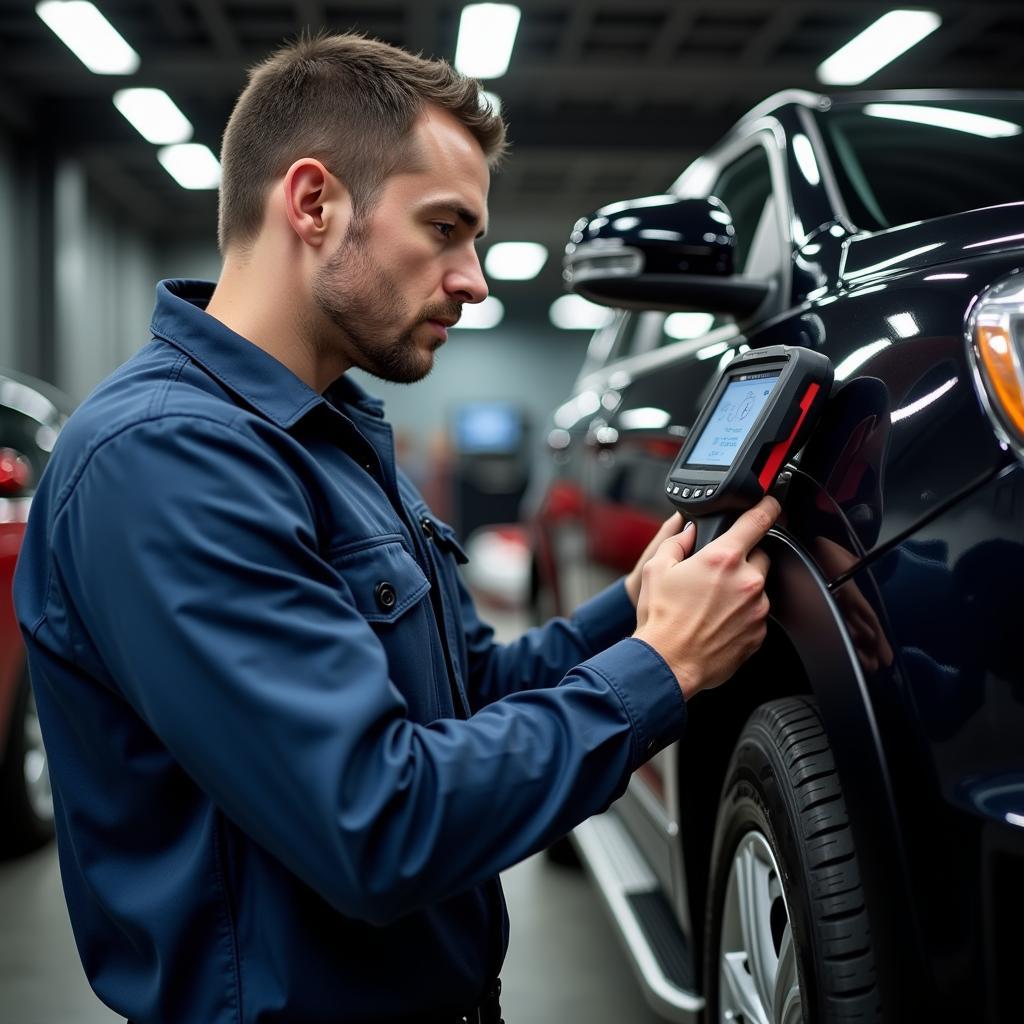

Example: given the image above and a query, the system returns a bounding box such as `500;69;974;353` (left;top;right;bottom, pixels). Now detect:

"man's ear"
281;158;352;248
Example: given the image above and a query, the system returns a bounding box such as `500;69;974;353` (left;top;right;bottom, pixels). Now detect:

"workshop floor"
0;605;665;1023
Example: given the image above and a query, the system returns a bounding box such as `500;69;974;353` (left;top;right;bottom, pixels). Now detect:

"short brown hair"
218;32;507;253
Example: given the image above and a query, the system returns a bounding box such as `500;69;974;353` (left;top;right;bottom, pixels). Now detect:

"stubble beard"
312;225;460;385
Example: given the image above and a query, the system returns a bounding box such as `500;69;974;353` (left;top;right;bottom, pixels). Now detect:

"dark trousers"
127;979;503;1024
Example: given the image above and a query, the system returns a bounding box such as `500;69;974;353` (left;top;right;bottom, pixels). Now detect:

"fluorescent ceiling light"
455;4;521;79
453;295;505;329
549;295;615;331
157;144;221;190
817;10;941;86
480;90;502;116
664;312;715;339
863;102;1022;139
114;89;192;145
484;242;547;280
36;1;140;75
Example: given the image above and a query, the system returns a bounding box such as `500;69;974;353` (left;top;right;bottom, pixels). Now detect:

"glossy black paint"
531;90;1024;1021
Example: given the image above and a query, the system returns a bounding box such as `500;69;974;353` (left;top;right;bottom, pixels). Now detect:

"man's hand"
633;496;781;700
624;511;684;607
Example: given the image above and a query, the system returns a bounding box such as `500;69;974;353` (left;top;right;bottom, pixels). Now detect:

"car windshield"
817;98;1024;231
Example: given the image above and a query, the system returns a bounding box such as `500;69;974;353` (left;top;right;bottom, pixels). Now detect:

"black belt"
450;977;504;1024
127;979;504;1024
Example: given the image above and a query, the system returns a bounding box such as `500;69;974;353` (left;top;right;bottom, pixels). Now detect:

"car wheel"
0;674;55;857
705;697;881;1023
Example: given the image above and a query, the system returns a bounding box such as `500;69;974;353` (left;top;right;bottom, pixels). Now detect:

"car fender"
763;528;925;1018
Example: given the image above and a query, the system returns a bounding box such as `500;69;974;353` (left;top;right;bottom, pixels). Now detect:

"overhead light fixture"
549;295;615;331
863;102;1022;139
453;296;505;329
817;10;941;86
36;1;140;75
454;4;521;79
157;144;221;190
113;89;192;145
664;312;715;339
480;90;502;116
484;242;548;280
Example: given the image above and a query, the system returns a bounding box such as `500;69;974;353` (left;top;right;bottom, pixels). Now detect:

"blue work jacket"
13;280;687;1023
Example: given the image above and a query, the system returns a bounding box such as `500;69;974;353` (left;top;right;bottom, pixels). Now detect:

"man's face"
312;105;490;384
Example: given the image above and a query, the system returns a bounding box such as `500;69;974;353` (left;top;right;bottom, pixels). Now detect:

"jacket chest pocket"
329;537;444;720
329;537;430;624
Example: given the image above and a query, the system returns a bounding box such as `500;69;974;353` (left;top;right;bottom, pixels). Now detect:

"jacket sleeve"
457;570;644;711
51;414;686;927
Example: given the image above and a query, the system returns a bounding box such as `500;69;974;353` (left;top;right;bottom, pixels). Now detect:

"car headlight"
966;270;1024;453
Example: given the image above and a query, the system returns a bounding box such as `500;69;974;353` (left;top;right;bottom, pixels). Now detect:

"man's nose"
445;249;489;305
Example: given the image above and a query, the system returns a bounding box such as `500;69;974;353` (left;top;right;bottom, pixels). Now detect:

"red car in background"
0;371;68;856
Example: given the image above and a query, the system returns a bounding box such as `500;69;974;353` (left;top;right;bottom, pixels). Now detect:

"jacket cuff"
583;637;687;767
571;578;637;656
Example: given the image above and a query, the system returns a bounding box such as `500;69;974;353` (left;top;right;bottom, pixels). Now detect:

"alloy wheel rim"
23;688;53;822
718;829;802;1024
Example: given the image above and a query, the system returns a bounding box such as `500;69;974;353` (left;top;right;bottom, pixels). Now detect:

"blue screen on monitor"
686;372;780;467
454;403;523;454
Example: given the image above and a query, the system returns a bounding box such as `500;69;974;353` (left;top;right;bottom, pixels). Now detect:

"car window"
818;100;1024;231
577;310;628;378
713;144;777;276
651;143;778;350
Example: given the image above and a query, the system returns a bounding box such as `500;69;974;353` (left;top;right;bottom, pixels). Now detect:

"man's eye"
434;222;456;239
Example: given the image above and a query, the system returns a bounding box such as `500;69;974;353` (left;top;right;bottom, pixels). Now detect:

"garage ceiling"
2;0;1023;299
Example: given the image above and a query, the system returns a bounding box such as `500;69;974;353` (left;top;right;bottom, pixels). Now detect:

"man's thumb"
679;519;697;559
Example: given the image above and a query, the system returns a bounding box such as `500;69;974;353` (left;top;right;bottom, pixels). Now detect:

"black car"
528;89;1024;1023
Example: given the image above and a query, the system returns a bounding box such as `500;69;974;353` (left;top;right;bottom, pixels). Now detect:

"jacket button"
420;516;435;539
374;582;397;609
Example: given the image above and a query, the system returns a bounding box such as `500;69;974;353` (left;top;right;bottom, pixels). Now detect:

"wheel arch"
674;530;920;1018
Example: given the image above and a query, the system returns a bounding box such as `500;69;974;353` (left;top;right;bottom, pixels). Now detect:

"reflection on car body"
526;89;1024;1023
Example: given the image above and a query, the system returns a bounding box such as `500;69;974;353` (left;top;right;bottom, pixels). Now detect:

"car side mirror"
563;194;771;318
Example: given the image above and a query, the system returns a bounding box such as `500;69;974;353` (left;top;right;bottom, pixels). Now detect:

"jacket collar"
150;279;386;428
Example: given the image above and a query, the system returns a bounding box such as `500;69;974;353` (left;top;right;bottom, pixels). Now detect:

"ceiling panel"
1;0;1022;298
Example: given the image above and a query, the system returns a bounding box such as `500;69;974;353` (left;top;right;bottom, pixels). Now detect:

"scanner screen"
685;371;780;467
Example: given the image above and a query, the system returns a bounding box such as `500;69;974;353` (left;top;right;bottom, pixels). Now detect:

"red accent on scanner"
757;383;820;491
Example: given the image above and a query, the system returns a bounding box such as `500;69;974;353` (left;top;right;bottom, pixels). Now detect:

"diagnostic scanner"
664;345;833;550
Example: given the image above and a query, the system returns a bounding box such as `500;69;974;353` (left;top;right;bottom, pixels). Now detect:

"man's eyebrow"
457;207;487;240
425;199;487;239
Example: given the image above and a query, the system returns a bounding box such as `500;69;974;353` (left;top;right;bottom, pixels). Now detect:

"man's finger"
748;548;770;579
722;495;781;554
647;521;695;569
678;519;697;560
649;511;683;549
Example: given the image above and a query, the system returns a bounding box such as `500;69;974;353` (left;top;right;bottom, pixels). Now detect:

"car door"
580;131;793;904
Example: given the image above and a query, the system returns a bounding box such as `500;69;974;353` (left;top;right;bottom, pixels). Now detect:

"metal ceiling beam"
295;1;326;35
9;53;1010;98
647;4;698;64
153;0;190;40
740;7;803;67
197;0;242;60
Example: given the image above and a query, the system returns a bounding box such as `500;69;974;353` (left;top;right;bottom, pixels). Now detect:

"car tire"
0;674;55;858
704;696;881;1023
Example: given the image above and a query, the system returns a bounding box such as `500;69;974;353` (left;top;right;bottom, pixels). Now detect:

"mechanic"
13;32;779;1024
